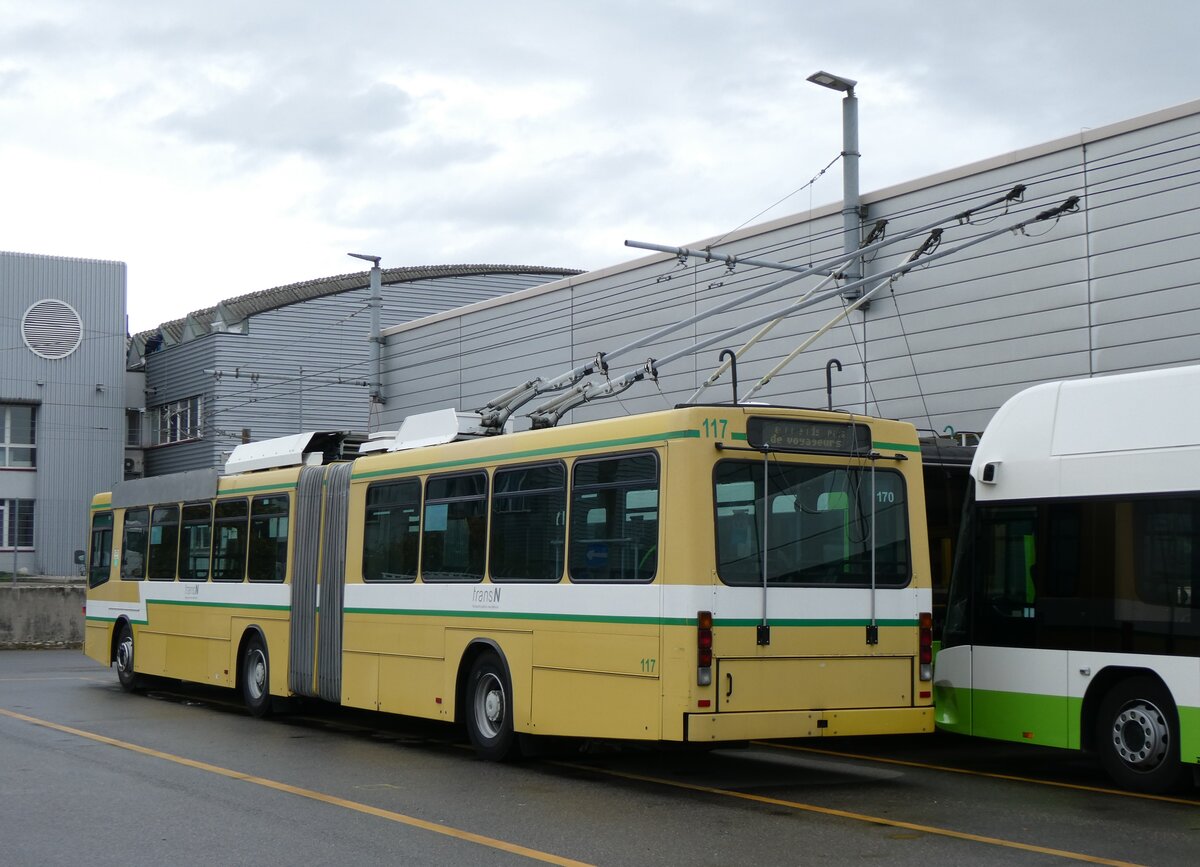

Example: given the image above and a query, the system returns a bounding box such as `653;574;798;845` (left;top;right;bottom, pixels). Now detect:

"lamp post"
806;71;861;291
348;253;384;406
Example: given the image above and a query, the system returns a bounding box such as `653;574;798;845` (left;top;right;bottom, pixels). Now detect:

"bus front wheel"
115;623;142;692
1095;676;1189;793
241;635;272;718
465;653;518;761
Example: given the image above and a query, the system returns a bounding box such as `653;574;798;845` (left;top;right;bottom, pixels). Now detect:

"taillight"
697;610;713;686
919;611;933;681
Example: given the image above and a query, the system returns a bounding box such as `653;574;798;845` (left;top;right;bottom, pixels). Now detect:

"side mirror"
74;549;86;565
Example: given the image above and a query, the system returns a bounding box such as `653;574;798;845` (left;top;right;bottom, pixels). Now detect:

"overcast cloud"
1;0;1197;332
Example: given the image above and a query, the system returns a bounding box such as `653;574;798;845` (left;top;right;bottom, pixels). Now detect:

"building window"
152;396;203;445
125;410;143;447
1;499;35;550
1;404;36;468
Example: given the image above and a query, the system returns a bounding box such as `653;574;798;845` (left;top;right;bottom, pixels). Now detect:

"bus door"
962;502;1070;748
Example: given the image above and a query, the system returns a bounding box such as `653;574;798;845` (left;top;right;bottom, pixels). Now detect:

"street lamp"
807;71;861;290
348;253;385;405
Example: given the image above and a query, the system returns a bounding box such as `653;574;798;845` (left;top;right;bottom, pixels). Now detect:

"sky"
2;1;1198;334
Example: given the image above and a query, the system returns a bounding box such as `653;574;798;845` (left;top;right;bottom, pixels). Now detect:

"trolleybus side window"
119;507;149;580
1135;497;1200;608
248;494;289;582
713;460;910;587
422;471;487;582
363;478;421;582
88;511;113;588
491;462;566;582
569;452;659;583
178;503;212;581
211;498;249;582
148;505;180;581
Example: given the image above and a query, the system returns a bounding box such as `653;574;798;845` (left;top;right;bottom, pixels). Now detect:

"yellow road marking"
760;742;1200;807
556;761;1145;867
0;707;592;867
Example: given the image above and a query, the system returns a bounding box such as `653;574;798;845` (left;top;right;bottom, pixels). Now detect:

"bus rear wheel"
465;653;519;761
241;635;273;718
1095;676;1188;793
115;623;142;692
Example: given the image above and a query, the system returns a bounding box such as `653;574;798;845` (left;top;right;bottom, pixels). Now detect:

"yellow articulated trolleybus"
83;183;1081;757
84;405;935;757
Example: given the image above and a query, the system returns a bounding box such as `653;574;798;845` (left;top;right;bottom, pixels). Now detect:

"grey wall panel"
1093;333;1200;374
1092;276;1200;323
1092;308;1200;348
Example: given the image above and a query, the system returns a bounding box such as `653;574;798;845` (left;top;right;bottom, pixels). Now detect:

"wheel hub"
117;639;132;672
484;689;502;723
1112;701;1169;769
474;672;505;738
248;652;266;697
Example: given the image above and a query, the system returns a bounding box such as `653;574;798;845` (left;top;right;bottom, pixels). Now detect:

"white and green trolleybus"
936;364;1200;792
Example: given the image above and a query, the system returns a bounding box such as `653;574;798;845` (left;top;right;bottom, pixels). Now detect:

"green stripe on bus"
351;429;701;479
940;686;1200;765
148;599;290;612
1181;706;1200;766
96;602;917;629
344;607;676;625
219;482;298;495
343;608;916;629
873;440;921;453
936;686;1079;750
714;618;917;628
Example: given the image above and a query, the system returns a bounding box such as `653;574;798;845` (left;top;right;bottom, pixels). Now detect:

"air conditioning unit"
124;454;145;477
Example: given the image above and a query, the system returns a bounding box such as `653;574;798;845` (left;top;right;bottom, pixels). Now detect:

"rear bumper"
685;706;934;742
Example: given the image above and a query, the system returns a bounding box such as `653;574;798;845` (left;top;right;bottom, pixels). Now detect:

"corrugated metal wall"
0;251;127;574
144;272;565;474
378;102;1200;438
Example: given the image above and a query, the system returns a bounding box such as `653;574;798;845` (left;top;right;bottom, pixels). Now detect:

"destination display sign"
746;418;872;455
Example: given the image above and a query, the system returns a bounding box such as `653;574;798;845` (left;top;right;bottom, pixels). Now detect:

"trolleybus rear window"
714;460;910;587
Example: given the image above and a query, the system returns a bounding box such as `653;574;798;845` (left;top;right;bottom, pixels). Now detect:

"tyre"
1095;676;1189;794
114;622;142;692
465;653;519;761
241;634;273;718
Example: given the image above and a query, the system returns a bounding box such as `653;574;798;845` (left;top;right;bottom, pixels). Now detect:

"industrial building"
0;251;128;576
129;265;580;477
376;99;1200;439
